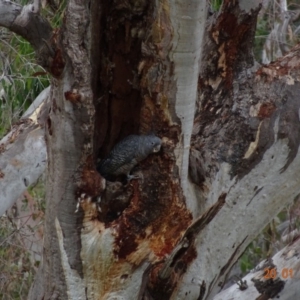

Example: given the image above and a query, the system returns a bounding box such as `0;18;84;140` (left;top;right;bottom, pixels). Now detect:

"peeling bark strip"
190;0;262;194
0;123;45;215
0;88;49;216
169;197;225;270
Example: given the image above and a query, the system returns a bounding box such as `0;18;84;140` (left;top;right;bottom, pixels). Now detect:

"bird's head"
134;134;162;161
142;135;162;155
149;135;162;153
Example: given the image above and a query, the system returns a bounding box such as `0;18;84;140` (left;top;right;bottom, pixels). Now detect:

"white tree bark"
170;0;207;218
0;87;49;216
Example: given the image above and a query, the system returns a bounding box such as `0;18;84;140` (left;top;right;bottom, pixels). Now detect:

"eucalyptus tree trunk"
28;0;208;299
1;0;300;299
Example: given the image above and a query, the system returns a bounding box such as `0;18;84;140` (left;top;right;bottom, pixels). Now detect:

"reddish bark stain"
52;98;57;113
217;13;238;36
0;144;4;154
258;102;276;119
256;44;300;81
48;29;65;77
80;169;105;197
147;246;197;298
113;180;141;259
46;117;52;136
114;233;139;260
64;91;81;104
50;49;65;77
147;262;176;298
180;245;197;267
212;9;252;89
78;156;106;198
112;154;192;261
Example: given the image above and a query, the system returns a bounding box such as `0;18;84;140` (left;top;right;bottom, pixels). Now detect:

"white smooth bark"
170;0;207;218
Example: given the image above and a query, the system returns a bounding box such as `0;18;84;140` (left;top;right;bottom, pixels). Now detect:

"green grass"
0;31;50;138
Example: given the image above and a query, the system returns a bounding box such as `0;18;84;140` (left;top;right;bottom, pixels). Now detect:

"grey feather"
97;134;161;180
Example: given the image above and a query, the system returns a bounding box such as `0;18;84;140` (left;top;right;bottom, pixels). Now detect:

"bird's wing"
109;135;138;165
98;135;139;176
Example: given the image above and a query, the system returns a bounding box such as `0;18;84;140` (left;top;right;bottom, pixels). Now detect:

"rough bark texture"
29;0;97;298
175;1;300;298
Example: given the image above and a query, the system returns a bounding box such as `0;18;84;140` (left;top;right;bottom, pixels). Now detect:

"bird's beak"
153;144;161;152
